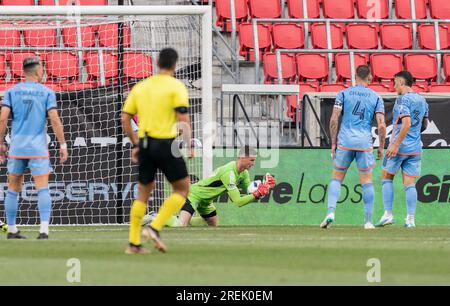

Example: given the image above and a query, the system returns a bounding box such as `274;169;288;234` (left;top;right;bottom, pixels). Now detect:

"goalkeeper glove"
252;182;270;199
265;173;276;189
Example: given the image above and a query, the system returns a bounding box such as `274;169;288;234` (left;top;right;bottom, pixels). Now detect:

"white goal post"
0;5;213;225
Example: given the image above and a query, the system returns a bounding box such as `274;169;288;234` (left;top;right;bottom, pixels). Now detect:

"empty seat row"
263;53;450;84
0;52;152;91
1;0;108;5
216;0;450;31
239;22;450;60
0;23;131;48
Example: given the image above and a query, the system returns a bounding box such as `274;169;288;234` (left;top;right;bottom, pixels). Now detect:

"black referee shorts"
138;136;188;185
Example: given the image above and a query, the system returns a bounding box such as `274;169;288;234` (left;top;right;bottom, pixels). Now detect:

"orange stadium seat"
215;0;248;31
323;0;355;19
405;54;438;82
272;23;305;50
380;24;413;49
238;23;271;61
444;54;450;82
335;53;368;82
311;23;344;49
395;0;427;19
429;0;450;19
62;25;96;48
123;52;153;80
356;0;389;19
287;0;321;18
248;0;282;19
0;24;21;47
296;54;328;82
85;52;118;81
346;24;379;49
418;24;450;50
263;53;297;84
8;52;40;79
23;24;57;47
97;24;131;48
370;54;403;82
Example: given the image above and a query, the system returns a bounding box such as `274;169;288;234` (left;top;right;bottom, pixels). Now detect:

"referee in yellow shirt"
121;48;193;254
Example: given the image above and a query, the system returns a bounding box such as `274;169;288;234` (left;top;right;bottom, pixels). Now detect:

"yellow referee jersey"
122;74;189;139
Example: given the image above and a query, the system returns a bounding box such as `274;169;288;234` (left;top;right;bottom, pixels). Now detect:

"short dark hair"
239;145;257;157
395;70;414;87
157;48;179;70
23;56;42;74
356;65;371;80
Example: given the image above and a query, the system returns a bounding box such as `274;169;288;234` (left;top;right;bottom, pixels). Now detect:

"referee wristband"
60;143;67;150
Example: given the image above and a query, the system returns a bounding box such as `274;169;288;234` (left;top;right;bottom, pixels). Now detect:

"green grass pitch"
1;225;450;285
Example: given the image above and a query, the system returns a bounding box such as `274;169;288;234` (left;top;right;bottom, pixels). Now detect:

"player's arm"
48;109;68;164
0;105;11;164
329;107;342;159
386;117;411;158
421;117;429;133
376;113;386;160
221;172;269;207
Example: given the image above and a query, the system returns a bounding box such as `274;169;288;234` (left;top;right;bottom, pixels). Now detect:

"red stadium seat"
370;54;403;82
0;54;6;79
238;23;271;61
429;0;450;19
123;52;153;79
0;83;18;92
356;0;389;19
418;24;450;50
444;54;450;82
263;53;297;84
311;23;344;49
412;84;429;92
296;54;328;82
429;84;450;92
321;84;348;92
395;0;427;19
405;54;438;82
380;24;412;49
287;0;321;18
24;24;57;47
323;0;355;19
8;52;40;79
368;83;392;92
248;0;282;19
45;52;79;79
39;0;108;4
2;0;34;4
286;83;319;121
0;24;21;47
272;23;304;50
335;53;368;82
62;25;96;48
43;83;62;92
85;52;118;80
97;24;131;48
215;0;248;31
346;24;379;49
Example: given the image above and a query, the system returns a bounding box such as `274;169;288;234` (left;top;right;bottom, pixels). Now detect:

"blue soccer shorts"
334;148;375;173
7;158;53;177
382;154;422;178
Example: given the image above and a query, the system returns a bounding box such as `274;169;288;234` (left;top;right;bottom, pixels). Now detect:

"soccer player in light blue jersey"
0;57;68;239
320;65;386;229
376;71;429;228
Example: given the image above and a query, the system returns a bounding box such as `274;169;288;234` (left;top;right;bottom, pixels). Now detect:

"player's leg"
30;158;53;239
198;203;218;227
178;199;196;226
356;151;376;229
376;156;401;227
5;158;26;239
401;155;421;228
320;148;351;228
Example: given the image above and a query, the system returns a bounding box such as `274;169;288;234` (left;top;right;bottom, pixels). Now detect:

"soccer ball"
247;180;262;194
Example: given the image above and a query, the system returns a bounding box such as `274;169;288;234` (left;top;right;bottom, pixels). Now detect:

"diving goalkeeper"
178;146;276;227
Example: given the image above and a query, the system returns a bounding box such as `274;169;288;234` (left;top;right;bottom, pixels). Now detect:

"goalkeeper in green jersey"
177;146;276;227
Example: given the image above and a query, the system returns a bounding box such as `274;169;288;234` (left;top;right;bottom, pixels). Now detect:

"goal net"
0;5;212;225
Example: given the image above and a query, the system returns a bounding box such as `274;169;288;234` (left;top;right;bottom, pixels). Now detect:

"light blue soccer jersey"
2;81;57;158
391;92;429;155
335;85;385;150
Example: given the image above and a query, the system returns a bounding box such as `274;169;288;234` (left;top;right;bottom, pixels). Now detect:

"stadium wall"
214;148;450;225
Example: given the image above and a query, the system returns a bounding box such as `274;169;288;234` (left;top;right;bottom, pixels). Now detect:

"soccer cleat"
142;211;157;226
364;222;376;230
0;221;8;233
37;233;49;240
375;215;395;227
320;213;335;229
7;231;27;239
125;243;150;255
404;215;416;228
142;226;167;253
